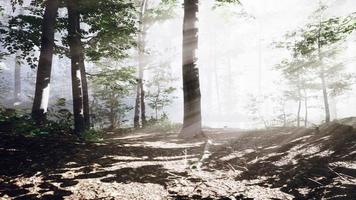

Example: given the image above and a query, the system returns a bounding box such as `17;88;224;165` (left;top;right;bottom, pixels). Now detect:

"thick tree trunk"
79;55;90;129
14;53;21;104
179;0;202;138
31;0;59;123
109;107;117;130
76;16;90;130
67;0;85;135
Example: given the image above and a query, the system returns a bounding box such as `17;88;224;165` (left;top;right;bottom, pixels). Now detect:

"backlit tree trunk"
67;0;85;135
320;70;330;122
297;79;301;127
317;9;330;123
78;38;90;129
297;99;301;127
32;0;59;123
179;0;202;138
134;85;140;128
134;0;148;128
304;89;308;127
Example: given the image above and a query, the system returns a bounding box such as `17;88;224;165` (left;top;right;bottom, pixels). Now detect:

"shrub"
81;129;104;142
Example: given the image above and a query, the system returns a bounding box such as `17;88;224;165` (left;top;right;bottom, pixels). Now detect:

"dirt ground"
0;121;355;200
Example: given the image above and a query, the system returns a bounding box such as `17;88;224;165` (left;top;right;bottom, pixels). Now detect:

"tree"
294;3;356;122
134;0;148;128
1;0;136;133
146;61;176;120
90;62;136;130
133;0;177;128
31;0;59;124
275;57;315;127
180;0;202;138
67;0;86;134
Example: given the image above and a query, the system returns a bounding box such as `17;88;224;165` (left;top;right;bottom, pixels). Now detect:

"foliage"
146;61;177;119
143;0;178;23
90;62;136;129
81;128;104;142
0;0;137;65
244;94;269;128
0;107;73;136
47;98;73;132
145;113;181;132
214;0;241;7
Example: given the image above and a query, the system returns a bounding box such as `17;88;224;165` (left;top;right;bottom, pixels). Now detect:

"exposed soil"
0;121;355;199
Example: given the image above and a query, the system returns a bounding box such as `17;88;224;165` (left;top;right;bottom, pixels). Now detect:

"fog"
1;0;356;129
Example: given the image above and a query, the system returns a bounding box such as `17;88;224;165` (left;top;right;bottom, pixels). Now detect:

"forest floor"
0;120;356;200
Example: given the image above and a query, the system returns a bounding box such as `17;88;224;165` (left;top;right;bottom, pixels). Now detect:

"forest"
0;0;355;199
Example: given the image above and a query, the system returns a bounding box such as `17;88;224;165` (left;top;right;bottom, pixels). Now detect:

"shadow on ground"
1;122;355;199
0;132;203;199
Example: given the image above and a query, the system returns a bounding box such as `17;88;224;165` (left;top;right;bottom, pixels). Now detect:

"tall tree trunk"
297;76;302;127
317;7;330;123
297;99;301;127
109;106;117;130
320;66;330;122
79;55;90;129
74;11;90;129
139;72;146;126
67;0;85;135
134;0;148;128
179;0;202;138
13;53;21;104
304;89;308;127
31;0;59;123
133;85;140;128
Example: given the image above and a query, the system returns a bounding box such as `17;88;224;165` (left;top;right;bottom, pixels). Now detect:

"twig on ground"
307;177;324;186
328;166;355;183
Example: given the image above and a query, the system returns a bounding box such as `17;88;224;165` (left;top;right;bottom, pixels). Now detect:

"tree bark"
134;85;140;128
320;66;330;123
179;0;202;138
140;77;146;126
297;79;301;127
67;0;85;135
32;0;59;124
75;12;90;130
134;0;148;128
78;43;90;130
304;89;308;127
297;99;301;127
317;11;330;123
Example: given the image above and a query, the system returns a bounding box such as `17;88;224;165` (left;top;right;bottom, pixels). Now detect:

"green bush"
0;107;73;136
145;113;181;132
81;129;104;142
